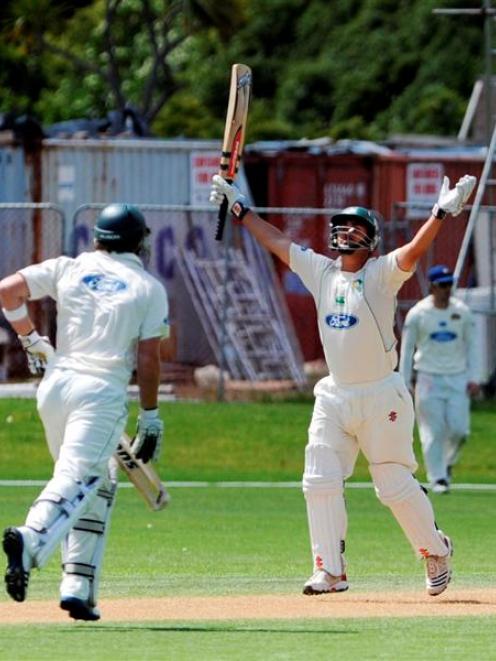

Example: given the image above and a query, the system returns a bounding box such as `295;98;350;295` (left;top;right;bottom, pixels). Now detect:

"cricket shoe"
60;596;101;621
431;479;450;495
2;527;31;602
303;569;349;595
425;532;453;596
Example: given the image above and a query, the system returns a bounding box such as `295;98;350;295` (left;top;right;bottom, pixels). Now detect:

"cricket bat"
215;63;252;241
115;433;170;511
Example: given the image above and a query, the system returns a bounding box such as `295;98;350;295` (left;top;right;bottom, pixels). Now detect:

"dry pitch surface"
1;589;496;623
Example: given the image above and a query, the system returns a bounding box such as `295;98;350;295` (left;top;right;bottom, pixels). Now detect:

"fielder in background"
210;173;476;597
399;264;480;495
0;204;169;621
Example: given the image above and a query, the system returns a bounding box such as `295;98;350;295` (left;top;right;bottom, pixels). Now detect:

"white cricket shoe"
432;480;450;495
425;533;453;596
303;569;349;595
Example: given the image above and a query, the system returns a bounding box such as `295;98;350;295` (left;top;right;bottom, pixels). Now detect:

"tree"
1;0;244;129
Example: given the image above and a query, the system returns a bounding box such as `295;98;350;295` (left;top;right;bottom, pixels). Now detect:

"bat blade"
115;433;170;511
215;63;252;241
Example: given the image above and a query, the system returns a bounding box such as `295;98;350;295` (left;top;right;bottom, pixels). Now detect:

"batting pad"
369;463;449;557
303;444;346;576
61;479;116;606
22;474;102;568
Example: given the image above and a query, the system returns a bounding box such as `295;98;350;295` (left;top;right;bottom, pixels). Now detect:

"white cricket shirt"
20;250;169;386
399;295;477;384
290;244;412;385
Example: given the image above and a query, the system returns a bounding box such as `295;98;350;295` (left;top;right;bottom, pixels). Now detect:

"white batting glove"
432;175;477;218
209;174;250;219
18;330;55;376
132;408;164;463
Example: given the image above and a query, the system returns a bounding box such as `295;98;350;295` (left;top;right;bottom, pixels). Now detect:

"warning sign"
406;163;444;219
190;152;219;206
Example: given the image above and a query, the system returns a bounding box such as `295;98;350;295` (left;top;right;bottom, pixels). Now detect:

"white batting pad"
61;478;116;606
369;463;449;557
303;444;347;576
22;474;102;568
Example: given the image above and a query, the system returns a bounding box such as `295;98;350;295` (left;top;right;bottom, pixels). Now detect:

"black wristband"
432;204;447;220
231;200;250;220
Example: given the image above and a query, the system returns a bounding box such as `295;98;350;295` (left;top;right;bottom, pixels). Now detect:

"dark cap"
427;264;454;284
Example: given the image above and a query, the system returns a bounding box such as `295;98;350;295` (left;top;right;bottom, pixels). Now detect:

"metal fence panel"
0;203;65;379
71;204;307;383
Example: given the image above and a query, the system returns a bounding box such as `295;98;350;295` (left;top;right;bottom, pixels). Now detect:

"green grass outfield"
0;398;495;660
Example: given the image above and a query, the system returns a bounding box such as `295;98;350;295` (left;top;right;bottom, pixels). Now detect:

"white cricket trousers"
26;367;128;602
36;367;128;480
415;371;470;484
303;372;448;577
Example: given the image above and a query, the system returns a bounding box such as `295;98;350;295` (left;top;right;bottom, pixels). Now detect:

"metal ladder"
176;246;306;383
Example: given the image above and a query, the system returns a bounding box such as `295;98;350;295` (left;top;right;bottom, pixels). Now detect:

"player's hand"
209;175;250;219
18;330;55;375
467;381;480;398
133;408;164;463
434;175;477;217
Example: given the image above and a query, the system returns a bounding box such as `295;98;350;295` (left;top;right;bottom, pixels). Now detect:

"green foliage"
0;0;485;138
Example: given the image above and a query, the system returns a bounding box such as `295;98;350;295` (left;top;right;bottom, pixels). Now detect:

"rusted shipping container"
245;145;486;362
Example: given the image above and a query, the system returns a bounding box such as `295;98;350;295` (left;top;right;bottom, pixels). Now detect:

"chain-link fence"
71;204;309;386
0;203;65;379
2;200;493;386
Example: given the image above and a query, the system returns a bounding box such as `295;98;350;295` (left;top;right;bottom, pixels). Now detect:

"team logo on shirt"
451;313;461;320
81;273;127;293
325;313;358;329
352;278;363;292
429;331;457;342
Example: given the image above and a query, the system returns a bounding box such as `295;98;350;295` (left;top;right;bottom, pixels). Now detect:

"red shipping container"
245;147;485;362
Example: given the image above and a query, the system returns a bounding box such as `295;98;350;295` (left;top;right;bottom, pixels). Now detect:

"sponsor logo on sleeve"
325;313;358;329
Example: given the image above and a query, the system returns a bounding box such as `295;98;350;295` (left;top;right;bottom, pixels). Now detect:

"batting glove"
209;174;250;219
18;330;55;376
133;408;164;463
432;175;477;218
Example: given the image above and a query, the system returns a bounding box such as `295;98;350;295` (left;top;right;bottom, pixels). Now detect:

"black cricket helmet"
94;203;150;253
329;206;381;252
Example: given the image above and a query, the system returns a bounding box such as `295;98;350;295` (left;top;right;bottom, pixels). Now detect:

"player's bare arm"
0;272;55;374
136;337;162;410
133;336;164;464
396;175;476;272
210;175;291;265
0;273;33;336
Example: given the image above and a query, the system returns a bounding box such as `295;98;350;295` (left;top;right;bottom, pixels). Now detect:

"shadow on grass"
61;625;358;635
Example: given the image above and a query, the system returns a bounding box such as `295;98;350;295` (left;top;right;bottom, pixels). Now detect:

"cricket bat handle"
215;178;233;242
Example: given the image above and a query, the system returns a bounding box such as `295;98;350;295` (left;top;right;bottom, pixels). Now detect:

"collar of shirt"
99;251;144;270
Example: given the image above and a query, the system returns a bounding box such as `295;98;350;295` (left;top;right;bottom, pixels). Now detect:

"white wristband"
140;407;159;420
2;304;28;322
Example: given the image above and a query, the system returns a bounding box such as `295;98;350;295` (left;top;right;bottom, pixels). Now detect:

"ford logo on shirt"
430;331;457;342
325;313;358;329
82;274;127;293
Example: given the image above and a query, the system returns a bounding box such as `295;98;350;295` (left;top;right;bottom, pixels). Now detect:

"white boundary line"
0;480;495;491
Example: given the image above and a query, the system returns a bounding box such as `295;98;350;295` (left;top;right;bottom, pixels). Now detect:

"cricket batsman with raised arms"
210;173;476;596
